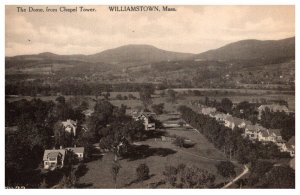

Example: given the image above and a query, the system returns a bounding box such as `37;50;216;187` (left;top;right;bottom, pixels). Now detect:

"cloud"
5;5;295;56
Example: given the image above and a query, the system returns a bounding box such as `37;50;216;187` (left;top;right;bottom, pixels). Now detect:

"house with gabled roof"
131;111;156;130
43;149;66;170
212;112;228;122
257;129;282;143
223;115;249;130
66;146;85;161
285;136;295;157
82;109;94;117
258;104;289;120
62;119;77;136
201;107;216;115
244;124;267;140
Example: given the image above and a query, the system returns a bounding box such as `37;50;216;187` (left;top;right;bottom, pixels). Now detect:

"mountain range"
6;36;295;67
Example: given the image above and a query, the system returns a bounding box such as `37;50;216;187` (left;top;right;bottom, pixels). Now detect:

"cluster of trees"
246;160;295;188
115;93;137;100
166;89;177;104
6;81;157;96
260;109;295;141
5;97;87;187
203;97;259;124
177;106;290;164
4;96;102;186
216;161;236;180
163;163;215;188
87;100;146;159
151;103;165;115
6;96;149;187
232;101;259;124
139;85;155;108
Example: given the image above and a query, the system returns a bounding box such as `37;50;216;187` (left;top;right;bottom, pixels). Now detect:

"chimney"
74;144;76;148
60;146;63;149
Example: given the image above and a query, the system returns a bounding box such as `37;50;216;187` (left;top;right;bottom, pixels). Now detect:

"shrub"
136;163;150;181
173;136;185;148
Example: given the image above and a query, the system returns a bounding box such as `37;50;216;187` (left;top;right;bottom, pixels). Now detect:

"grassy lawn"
78;124;237;188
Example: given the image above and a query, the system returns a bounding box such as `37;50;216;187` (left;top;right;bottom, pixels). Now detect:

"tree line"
177;105;290;164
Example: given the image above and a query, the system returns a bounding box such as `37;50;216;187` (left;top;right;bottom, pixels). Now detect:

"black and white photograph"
4;2;296;190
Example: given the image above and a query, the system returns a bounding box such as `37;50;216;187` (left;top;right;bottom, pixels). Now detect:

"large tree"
216;161;236;179
220;98;233;114
139;86;154;108
260;166;295;188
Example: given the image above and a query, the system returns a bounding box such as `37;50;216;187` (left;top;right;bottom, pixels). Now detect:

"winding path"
222;165;249;189
186;122;249;188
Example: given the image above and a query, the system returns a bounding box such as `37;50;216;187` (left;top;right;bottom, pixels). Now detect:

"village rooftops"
286;136;295;149
245;124;267;131
268;129;281;136
130;110;156;119
259;129;282;140
140;111;156;118
212;112;228;120
201;107;216;115
258;104;289;112
260;130;269;137
82;109;94;117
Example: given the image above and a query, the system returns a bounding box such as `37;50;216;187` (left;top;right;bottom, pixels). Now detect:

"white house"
133;111;156;130
43;149;66;170
237;120;252;129
62;119;77;136
257;129;282;143
212;112;228;122
223;115;249;130
66;147;85;161
285;136;295;157
257;104;289;120
201;107;216;115
82;109;94;117
244;124;267;140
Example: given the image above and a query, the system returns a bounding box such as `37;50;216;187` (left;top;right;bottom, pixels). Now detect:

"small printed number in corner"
5;186;26;189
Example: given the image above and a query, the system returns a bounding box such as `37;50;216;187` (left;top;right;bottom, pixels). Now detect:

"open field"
78;109;242;188
78;125;240;188
6;87;295;111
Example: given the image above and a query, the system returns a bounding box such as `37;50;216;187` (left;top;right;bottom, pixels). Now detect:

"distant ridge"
87;44;193;64
192;37;295;61
6;37;295;66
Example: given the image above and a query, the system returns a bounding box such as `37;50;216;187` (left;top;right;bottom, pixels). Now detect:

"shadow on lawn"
84;153;104;163
182;142;196;148
75;163;89;178
123;174;155;187
142;130;166;140
123;145;177;161
75;182;93;188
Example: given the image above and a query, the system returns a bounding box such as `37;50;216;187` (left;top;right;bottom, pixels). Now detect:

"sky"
5;5;295;56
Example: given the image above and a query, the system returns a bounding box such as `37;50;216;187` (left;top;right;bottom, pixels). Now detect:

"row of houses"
257;104;290;120
200;106;295;157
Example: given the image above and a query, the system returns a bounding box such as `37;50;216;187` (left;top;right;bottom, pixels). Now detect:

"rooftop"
66;147;85;154
43;149;66;161
258;104;289;112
